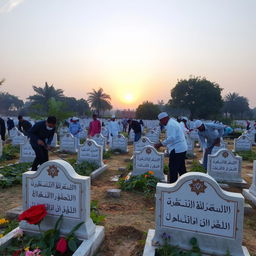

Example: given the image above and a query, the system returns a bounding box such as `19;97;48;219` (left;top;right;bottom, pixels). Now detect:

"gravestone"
207;149;244;185
12;131;27;146
78;139;103;167
9;127;19;138
243;160;256;206
210;140;227;155
128;130;135;143
185;134;195;157
134;136;154;153
110;134;128;152
50;133;58;147
60;133;77;153
132;146;164;180
189;129;199;141
145;172;249;256
19;160;104;254
20;139;36;163
145;130;159;143
92;133;107;151
101;127;108;138
78;129;88;139
234;135;252;152
244;131;255;145
59;126;69;137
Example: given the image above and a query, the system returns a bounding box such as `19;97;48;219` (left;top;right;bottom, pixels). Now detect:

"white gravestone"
20;160;96;240
12;131;26;146
132;146;164;180
185;134;195;157
207;149;243;184
234;135;252;152
145;130;159;143
9;127;19;138
60;133;77;153
244;131;255;145
101;127;108;138
59;127;69;138
128;130;135;143
78;129;88;139
20;139;36;163
243;160;256;206
210;140;227;155
78;139;103;167
134;136;154;153
149;172;248;256
92;134;107;152
50;133;58;147
110;134;128;152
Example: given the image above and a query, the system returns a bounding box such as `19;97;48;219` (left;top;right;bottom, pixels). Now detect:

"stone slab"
6;206;23;219
243;189;256;207
90;165;108;180
244;203;255;215
107;189;121;198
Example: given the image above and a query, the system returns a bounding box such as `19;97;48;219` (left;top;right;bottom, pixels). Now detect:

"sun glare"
124;93;134;103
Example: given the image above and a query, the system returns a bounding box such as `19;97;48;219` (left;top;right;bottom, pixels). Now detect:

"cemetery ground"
0;140;256;256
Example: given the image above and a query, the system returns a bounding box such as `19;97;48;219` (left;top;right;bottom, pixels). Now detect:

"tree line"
0;77;254;120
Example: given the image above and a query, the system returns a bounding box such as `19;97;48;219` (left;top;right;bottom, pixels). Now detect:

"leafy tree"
28;82;64;113
223;92;250;119
62;97;91;116
0;92;24;115
136;101;160;120
169;77;223;119
87;88;112;116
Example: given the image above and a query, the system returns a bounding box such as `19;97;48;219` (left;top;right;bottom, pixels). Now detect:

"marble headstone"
234;135;252;152
12;131;26;146
20;160;96;239
145;130;159;143
134;136;154;153
50;133;58;147
132;146;164;180
152;172;248;256
78;139;103;167
128;130;135;143
110;134;128;152
60;133;77;153
185;134;195;157
243;160;256;206
207;149;243;183
20;139;36;163
92;134;107;152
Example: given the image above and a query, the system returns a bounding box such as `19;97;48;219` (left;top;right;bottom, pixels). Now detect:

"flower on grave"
18;204;47;225
12;249;23;256
56;237;68;254
0;218;9;225
148;171;154;175
144;174;149;178
0;233;4;238
25;248;41;256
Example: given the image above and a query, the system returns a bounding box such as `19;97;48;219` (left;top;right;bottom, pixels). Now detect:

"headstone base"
6;206;23;219
142;229;250;256
242;189;256;207
0;226;104;256
90;164;108;180
220;179;248;189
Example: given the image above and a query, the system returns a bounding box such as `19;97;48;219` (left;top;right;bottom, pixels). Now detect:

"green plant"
90;200;105;225
189;161;206;173
0;162;31;188
164;164;169;175
0;144;19;161
155;235;202;256
236;151;256;162
0;219;19;237
127;162;133;171
73;161;99;176
103;150;112;159
119;171;159;197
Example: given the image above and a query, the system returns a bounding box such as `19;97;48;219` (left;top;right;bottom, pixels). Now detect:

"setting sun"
124;93;134;103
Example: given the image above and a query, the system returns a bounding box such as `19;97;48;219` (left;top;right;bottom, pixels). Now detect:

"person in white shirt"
107;115;120;143
155;112;188;183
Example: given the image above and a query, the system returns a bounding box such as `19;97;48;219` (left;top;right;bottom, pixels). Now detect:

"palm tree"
0;78;5;86
28;82;64;112
87;88;112;116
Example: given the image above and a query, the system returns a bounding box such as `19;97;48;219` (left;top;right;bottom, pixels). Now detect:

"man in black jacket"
7;118;15;134
0;117;6;141
18;115;32;136
128;119;142;142
28;116;57;171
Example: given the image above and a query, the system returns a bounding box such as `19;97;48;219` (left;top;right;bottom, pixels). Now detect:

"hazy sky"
1;0;256;109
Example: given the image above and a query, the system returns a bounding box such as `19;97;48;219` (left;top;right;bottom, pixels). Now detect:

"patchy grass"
236;151;256;162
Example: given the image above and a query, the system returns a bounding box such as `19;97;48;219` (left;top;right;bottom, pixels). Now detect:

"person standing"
154;112;187;183
18;115;32;136
107;115;120;143
127;119;142;142
88;114;101;137
28;116;57;171
7;118;15;134
0;117;6;141
69;117;82;137
194;120;225;170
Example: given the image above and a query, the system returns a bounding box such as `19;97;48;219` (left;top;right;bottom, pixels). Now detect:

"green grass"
236;150;256;162
189;161;206;173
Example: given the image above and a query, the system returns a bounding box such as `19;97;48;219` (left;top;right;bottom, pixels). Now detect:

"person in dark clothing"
18;115;32;136
28;116;57;171
7;118;15;134
128;119;142;142
0;117;6;141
